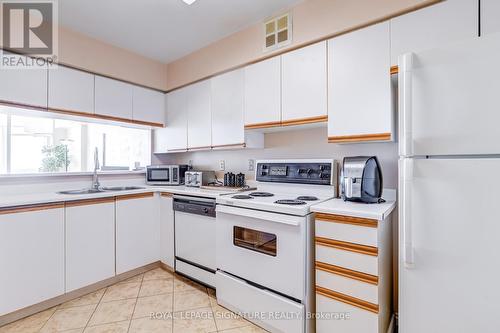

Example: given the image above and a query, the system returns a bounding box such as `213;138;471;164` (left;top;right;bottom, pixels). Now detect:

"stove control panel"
256;160;337;185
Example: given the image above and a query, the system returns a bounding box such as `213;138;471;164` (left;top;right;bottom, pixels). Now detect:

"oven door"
216;205;307;300
147;167;171;184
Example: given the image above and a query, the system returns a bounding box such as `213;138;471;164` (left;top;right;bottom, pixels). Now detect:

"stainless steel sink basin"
58;186;145;195
58;189;105;195
101;186;145;191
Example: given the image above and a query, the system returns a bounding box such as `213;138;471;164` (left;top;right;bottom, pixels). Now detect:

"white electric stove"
215;160;338;333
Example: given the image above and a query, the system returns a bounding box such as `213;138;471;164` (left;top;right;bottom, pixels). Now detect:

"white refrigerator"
398;33;500;332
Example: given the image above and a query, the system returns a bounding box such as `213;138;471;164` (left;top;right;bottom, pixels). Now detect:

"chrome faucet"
91;147;101;190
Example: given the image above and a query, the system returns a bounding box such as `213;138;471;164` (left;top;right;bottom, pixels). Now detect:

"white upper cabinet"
164;88;188;151
48;66;94;114
281;41;327;122
480;0;500;36
328;22;392;142
95;76;134;120
211;69;245;147
390;0;479;65
187;80;212;149
0;52;47;108
133;86;166;125
244;56;281;126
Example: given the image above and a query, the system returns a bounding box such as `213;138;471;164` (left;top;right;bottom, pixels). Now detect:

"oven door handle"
216;205;303;226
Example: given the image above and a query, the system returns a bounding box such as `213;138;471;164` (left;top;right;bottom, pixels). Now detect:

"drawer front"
316;242;378;276
316;292;378;333
316;267;378;304
315;214;378;247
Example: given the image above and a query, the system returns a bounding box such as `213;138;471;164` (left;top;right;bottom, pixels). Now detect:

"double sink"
58;186;145;195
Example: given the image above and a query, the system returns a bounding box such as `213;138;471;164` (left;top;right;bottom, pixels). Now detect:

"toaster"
185;171;217;187
341;156;383;203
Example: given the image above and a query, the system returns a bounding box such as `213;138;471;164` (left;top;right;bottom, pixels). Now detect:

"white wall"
153;126;399;189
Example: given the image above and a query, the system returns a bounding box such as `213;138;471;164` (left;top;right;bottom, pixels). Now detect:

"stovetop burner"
249;192;274;197
296;196;319;201
274;199;307;205
232;195;254;199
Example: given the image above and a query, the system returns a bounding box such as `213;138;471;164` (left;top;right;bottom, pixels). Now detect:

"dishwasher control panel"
173;195;216;218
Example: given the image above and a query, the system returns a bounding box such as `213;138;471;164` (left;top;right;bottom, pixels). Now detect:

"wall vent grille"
263;13;292;52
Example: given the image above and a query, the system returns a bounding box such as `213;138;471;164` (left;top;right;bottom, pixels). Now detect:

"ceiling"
59;0;302;63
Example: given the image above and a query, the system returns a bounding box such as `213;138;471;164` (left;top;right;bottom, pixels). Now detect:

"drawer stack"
314;213;393;333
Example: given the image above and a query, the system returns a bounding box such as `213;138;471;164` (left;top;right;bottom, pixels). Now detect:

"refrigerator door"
399;157;500;333
399;33;500;157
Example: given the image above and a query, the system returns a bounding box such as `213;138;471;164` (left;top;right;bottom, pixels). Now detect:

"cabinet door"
160;194;174;268
281;41;327;122
0;206;64;315
211;69;245;147
133;86;166;125
0;52;47;108
328;22;393;142
391;0;479;65
480;0;500;36
116;194;160;274
66;200;115;292
95;76;134;120
187;80;212;149
244;56;281;126
163;88;188;151
48;66;94;114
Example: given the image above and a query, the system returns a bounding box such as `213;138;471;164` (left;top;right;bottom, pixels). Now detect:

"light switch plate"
219;160;225;171
248;159;255;171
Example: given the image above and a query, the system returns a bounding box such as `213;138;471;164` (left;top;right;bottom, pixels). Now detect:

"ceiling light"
182;0;197;5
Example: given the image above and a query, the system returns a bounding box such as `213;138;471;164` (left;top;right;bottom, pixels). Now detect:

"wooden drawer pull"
316;213;378;228
65;197;115;207
316;285;379;314
316;237;378;256
316;261;378;285
0;202;65;215
116;192;154;201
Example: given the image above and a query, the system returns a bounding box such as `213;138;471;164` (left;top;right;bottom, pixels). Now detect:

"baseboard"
0;261;162;327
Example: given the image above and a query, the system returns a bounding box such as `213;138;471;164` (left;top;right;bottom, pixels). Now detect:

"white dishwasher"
173;195;216;288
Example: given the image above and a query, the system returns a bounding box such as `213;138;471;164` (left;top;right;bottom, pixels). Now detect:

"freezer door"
399;158;500;333
399;33;500;157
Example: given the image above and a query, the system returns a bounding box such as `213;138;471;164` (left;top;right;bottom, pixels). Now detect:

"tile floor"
0;267;268;333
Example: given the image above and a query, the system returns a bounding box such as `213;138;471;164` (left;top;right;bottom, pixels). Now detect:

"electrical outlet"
219;160;225;171
248;159;255;171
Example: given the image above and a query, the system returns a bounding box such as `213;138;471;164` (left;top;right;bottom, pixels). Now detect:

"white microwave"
146;165;189;185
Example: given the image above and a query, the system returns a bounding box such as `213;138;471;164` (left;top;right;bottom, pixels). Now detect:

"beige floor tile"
173;308;216;333
100;282;140;302
143;268;173;281
139;279;173;297
129;317;172;333
88;299;136;326
40;304;96;332
116;273;144;285
59;329;84;333
212;304;251;331
60;289;106;309
173;275;207;293
218;323;268;333
133;294;173;319
83;320;130;333
207;288;216;299
0;307;57;333
173;289;211;312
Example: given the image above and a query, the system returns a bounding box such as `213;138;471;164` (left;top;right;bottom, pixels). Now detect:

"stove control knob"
307;169;313;175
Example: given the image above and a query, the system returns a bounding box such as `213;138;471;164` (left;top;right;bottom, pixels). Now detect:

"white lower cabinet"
116;193;160;274
65;199;116;292
159;194;174;268
0;205;65;316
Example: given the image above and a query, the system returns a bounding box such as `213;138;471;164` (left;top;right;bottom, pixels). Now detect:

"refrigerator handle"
399;53;414;157
401;158;415;268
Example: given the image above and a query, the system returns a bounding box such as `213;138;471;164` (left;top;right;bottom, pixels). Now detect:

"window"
0;106;151;174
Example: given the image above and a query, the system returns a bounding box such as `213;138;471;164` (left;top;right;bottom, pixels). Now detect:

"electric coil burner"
232;195;254;199
274;199;307;205
297;196;319;201
249;192;274;197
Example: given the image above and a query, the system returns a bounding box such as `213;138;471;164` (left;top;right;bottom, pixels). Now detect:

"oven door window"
233;226;277;257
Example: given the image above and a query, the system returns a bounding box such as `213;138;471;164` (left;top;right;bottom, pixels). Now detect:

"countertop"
311;197;396;221
0;185;234;209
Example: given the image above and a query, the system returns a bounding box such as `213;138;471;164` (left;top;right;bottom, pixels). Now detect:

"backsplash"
153;127;399;189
